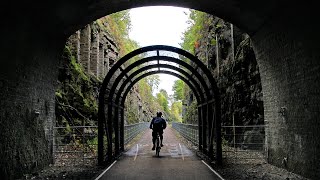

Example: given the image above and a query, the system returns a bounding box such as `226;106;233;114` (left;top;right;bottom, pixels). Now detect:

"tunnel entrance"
98;45;222;165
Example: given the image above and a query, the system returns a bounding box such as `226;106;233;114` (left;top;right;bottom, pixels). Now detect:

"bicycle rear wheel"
155;135;160;157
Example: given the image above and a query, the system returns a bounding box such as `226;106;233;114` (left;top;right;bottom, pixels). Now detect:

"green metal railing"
124;122;149;145
172;122;199;146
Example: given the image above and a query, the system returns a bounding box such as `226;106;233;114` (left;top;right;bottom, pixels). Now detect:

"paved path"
97;126;222;180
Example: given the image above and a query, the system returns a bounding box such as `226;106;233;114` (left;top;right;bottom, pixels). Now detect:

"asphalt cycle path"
96;126;223;180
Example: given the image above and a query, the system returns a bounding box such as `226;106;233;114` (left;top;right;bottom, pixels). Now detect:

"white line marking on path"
178;143;184;161
134;144;139;161
94;160;117;180
201;160;225;180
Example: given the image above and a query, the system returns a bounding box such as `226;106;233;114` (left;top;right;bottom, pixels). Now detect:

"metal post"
107;103;113;162
202;104;207;153
120;108;124;151
233;113;235;149
114;105;120;156
215;101;222;165
98;103;104;165
208;102;214;159
198;106;203;151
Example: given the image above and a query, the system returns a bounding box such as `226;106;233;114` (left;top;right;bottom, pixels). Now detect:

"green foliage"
103;10;137;57
56;46;100;129
179;10;206;54
146;75;160;93
210;38;217;46
172;79;185;101
156;89;169;114
170;101;182;122
55;91;62;99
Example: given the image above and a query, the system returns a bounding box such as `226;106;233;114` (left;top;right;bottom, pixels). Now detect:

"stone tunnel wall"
252;10;320;179
0;24;64;178
185;11;320;179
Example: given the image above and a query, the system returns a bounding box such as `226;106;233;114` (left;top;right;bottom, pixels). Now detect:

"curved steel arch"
116;70;204;153
98;45;221;165
108;56;211;104
115;63;203;104
109;63;205;157
104;56;210;159
110;55;211;104
121;70;200;106
111;64;204;155
100;45;216;97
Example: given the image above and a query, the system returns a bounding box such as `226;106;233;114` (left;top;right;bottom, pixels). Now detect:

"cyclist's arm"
150;118;154;129
162;119;167;129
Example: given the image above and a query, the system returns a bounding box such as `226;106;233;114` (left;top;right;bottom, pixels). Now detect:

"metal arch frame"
110;56;211;102
107;57;210;158
109;56;211;102
115;63;204;104
118;70;202;151
98;45;221;165
111;63;204;156
119;70;201;108
107;58;208;159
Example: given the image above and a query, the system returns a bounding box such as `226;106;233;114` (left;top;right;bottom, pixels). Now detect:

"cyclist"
149;111;167;150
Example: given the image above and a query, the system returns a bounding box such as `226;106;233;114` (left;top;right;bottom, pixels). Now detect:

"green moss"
56;45;100;130
55;91;62;98
70;57;90;82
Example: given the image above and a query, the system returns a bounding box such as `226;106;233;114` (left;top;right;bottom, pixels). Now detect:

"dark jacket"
149;117;167;132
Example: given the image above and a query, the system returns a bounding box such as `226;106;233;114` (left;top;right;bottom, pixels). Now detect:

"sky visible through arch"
129;6;190;97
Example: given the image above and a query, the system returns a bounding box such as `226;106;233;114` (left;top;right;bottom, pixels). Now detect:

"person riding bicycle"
150;111;167;150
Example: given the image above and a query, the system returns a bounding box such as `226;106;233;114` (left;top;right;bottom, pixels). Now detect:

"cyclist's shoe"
152;145;155;150
161;144;164;147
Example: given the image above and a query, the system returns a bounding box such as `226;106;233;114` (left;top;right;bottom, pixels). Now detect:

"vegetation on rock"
179;10;264;147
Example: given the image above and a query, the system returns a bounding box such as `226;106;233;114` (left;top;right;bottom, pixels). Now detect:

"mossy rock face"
55;46;100;142
182;15;263;133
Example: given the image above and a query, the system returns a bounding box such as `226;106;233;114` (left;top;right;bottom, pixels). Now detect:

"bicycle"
155;132;161;157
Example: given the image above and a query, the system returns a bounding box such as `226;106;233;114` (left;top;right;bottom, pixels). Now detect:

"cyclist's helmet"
156;111;162;117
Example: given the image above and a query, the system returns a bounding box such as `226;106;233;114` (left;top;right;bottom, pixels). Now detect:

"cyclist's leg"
159;131;164;146
152;131;156;150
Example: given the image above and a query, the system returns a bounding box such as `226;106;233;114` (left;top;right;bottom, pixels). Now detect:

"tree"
156;89;169;113
146;75;160;93
172;79;185;101
171;101;182;122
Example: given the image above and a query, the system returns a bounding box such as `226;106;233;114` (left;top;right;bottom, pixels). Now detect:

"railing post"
107;103;113;162
215;103;222;165
202;104;207;153
198;106;203;151
114;105;120;157
120;108;124;151
208;101;214;159
98;103;104;165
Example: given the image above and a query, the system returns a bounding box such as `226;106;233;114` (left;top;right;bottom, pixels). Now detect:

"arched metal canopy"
116;63;204;104
98;45;221;165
